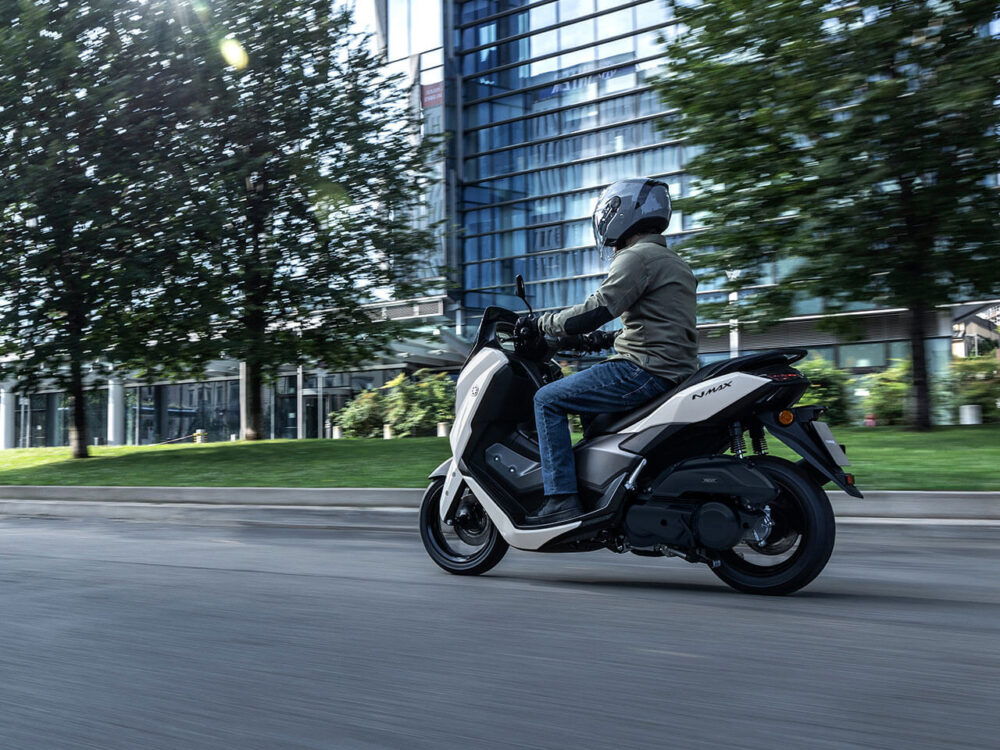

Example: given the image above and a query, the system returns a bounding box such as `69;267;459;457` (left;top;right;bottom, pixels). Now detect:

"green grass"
767;425;1000;492
0;425;996;491
0;439;452;489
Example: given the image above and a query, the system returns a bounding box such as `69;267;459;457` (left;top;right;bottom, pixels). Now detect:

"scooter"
419;275;862;595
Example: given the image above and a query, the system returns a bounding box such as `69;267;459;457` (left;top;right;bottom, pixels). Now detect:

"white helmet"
592;178;672;254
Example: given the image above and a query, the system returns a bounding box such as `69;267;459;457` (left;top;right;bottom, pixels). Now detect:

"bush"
333;388;386;438
950;355;1000;423
333;369;456;438
382;369;456;437
860;359;910;426
796;356;852;425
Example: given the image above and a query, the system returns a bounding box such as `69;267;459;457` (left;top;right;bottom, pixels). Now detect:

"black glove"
514;315;548;359
583;330;616;351
514;315;539;341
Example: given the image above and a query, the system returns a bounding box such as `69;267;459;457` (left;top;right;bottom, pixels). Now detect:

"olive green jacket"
538;235;699;383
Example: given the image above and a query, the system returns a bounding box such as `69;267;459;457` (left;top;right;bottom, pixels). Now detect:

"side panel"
440;348;508;523
451;348;509;457
624;373;772;432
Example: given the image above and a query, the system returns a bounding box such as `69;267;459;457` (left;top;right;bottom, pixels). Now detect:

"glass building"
374;0;959;369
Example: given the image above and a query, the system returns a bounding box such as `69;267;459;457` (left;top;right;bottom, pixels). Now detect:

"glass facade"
455;0;693;333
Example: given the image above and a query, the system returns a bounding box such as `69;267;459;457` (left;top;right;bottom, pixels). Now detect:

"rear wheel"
419;478;508;576
712;456;835;595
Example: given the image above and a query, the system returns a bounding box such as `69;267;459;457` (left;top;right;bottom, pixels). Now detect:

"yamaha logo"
470;385;480;397
691;381;734;400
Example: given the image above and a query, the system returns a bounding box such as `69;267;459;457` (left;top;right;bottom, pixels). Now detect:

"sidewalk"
0;485;998;527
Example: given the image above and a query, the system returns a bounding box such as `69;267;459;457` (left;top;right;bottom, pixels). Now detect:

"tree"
0;1;216;457
173;0;437;439
656;0;1000;430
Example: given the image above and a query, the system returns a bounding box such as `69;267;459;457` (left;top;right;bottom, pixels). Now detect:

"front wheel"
712;456;835;596
419;478;508;576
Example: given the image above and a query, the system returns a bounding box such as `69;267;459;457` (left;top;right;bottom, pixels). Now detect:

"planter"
959;404;983;425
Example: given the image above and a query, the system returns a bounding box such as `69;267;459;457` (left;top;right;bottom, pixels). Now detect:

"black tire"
419;478;509;576
712;456;835;596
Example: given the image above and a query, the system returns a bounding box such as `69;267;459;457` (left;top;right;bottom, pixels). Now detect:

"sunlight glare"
219;38;248;70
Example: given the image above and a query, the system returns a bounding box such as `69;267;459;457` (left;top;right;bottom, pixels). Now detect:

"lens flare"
219;38;248;70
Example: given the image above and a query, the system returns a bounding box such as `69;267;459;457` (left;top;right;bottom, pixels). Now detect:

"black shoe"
526;494;582;525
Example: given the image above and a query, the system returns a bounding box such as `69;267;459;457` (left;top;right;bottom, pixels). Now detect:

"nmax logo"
691;381;734;400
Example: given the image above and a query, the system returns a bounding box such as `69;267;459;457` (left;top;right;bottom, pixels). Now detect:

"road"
1;518;997;749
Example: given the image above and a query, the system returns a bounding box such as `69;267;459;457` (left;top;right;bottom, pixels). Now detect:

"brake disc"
453;496;491;546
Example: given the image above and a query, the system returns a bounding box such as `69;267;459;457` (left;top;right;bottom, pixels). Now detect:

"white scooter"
419;276;861;595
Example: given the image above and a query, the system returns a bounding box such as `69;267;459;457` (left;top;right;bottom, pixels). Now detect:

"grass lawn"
0;425;996;491
0;439;452;489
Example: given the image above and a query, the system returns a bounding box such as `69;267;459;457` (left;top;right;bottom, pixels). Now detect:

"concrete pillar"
239;362;248;440
316;369;325;439
296;366;305;440
107;380;126;446
0;388;15;450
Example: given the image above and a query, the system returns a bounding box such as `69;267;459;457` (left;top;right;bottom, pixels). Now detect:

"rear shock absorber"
729;421;746;458
749;422;768;455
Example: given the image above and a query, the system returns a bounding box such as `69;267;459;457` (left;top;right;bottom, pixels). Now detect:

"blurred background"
0;0;997;457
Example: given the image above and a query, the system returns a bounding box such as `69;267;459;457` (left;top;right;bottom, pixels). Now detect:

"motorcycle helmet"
592;178;672;258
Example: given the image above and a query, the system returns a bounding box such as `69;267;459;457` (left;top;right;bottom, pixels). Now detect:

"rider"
518;178;699;524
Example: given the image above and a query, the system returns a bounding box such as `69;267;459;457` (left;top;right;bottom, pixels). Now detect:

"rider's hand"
582;330;616;351
515;315;540;341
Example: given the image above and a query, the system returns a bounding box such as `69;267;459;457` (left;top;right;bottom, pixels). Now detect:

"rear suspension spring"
729;421;746;458
750;424;768;455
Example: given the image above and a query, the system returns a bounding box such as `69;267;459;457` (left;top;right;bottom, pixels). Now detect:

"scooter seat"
582;390;675;439
580;348;808;439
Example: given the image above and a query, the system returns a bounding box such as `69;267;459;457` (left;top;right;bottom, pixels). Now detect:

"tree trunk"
68;359;90;458
907;302;932;431
244;360;265;441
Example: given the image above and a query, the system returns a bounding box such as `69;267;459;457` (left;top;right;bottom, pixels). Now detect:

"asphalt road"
1;518;997;750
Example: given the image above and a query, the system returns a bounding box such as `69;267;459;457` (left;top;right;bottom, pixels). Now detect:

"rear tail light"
765;372;803;382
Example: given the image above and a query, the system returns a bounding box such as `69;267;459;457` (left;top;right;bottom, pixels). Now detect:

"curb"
0;485;422;506
0;487;998;524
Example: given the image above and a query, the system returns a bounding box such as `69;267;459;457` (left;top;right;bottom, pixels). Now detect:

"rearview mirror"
515;274;526;301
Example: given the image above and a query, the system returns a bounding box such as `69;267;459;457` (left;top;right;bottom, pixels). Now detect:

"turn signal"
845;474;856;486
777;409;795;425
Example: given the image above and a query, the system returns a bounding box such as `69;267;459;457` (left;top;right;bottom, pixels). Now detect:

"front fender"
429;458;452;480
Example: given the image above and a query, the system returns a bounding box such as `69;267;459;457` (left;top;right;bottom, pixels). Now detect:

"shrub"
333;369;456;438
333;388;386;438
796;356;852;425
950;355;1000;423
383;369;456;437
861;359;910;426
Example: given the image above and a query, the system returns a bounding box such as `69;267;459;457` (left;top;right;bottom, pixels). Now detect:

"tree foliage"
140;0;438;439
656;0;1000;430
0;0;437;453
0;0;215;457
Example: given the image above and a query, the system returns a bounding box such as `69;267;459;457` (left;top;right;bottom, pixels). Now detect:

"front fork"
438;459;465;525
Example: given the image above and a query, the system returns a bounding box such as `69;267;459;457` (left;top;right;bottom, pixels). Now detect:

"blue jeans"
533;359;674;497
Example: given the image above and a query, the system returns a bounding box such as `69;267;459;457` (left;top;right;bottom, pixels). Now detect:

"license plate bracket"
810;421;850;467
